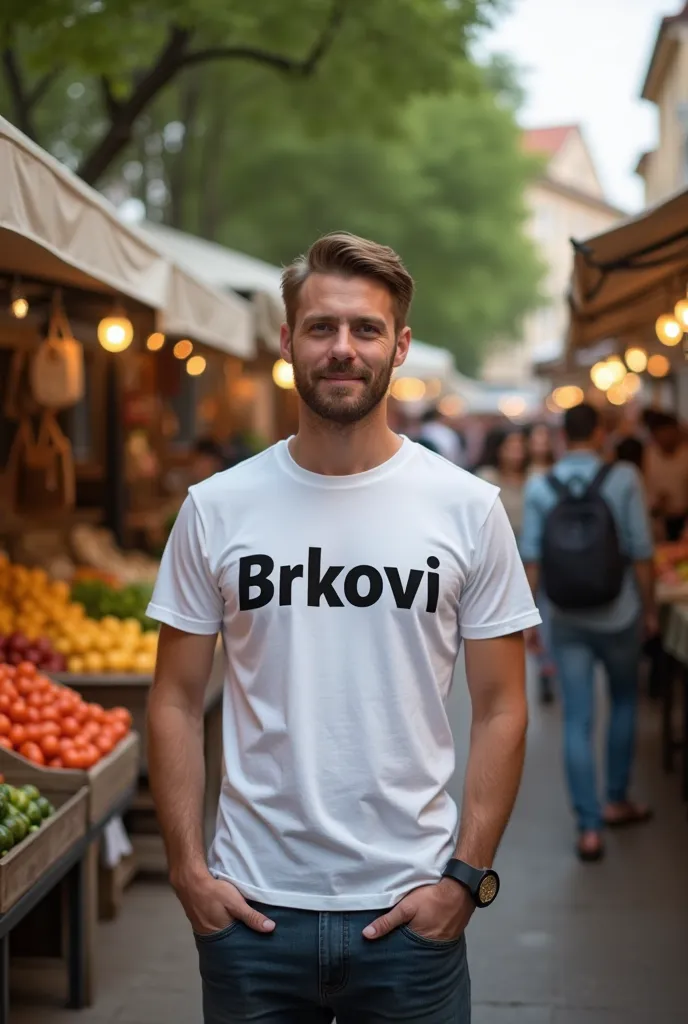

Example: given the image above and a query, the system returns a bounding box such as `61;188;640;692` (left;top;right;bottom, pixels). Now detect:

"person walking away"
418;406;465;465
644;412;688;541
146;232;540;1024
474;427;528;536
525;424;558;705
521;403;657;862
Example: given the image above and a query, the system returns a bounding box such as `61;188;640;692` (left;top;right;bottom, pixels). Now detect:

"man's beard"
292;344;397;426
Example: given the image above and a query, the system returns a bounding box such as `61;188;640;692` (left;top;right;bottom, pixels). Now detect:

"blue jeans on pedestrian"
550;619;642;832
195;900;471;1023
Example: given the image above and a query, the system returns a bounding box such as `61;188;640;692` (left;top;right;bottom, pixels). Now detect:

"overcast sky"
481;0;680;213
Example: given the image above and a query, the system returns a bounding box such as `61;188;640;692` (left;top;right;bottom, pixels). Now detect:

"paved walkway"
10;659;688;1023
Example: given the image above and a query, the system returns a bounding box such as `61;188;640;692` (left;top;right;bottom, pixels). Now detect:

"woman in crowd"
474;426;529;535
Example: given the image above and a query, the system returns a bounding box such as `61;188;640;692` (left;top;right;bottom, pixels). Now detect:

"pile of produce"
0;779;55;856
0;556;158;675
0;661;132;768
70;579;157;632
655;542;688;586
0;632;66;673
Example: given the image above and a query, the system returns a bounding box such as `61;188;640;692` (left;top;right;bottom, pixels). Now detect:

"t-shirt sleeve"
146;495;224;635
459;497;542;640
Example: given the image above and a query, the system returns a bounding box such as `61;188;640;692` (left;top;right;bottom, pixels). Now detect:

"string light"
97;307;134;352
272;359;295;389
173;339;193;360
186;355;206;376
146;332;165;351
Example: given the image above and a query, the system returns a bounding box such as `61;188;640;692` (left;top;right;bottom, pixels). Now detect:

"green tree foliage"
0;0;499;183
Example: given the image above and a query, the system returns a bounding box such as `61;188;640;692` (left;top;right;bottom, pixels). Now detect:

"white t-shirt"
148;436;540;912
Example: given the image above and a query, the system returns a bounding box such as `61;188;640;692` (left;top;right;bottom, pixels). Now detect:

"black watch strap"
442;858;500;908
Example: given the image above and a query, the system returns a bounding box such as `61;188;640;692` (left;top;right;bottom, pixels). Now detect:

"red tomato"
109;707;133;729
39;720;60;737
4;683;18;701
26;707;40;724
61;716;79;738
0;714;10;736
9;724;27;747
95;731;115;756
19;741;45;765
62;748;85;770
16;677;34;698
81;744;100;769
73;704;88;724
82;721;100;741
42;704;61;723
27;691;45;709
0;737;12;749
0;694;10;713
9;700;28;724
24;723;42;743
48;756;63;768
87;703;106;724
110;721;127;743
16;662;36;679
40;734;60;759
59;737;75;756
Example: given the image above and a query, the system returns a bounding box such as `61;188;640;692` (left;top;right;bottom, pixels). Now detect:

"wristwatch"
442;858;500;908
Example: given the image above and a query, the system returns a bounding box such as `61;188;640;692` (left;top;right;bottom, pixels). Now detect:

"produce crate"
54;643;225;772
0;733;140;826
0;787;88;913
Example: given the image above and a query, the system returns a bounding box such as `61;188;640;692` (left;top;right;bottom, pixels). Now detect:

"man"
644;411;688;541
417;406;465;465
146;232;540;1024
521;403;656;863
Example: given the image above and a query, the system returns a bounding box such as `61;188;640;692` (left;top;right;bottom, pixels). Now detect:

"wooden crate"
0;732;140;825
55;643;225;772
0;788;88;913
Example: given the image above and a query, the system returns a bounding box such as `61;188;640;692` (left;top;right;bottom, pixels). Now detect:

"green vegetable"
21;785;40;803
70;580;155;628
6;814;27;844
0;824;14;853
35;797;52;819
10;790;30;814
26;802;43;827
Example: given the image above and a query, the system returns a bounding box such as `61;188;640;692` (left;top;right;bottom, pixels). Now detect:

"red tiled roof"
522;126;577;158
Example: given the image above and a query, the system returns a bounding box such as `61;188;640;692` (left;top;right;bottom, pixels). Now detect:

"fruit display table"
55;645;225;876
0;778;136;1023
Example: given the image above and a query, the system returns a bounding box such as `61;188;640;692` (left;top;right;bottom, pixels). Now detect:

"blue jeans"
195;901;471;1023
550;619;642;832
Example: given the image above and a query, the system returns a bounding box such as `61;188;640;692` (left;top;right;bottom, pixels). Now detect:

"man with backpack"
521;403;657;862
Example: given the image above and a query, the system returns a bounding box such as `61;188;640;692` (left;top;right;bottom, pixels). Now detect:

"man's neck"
289;404;402;476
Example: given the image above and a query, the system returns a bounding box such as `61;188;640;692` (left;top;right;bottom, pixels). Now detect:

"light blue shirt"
520;451;654;632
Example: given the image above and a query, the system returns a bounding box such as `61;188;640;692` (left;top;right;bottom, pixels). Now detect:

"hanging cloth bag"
30;296;84;410
6;411;76;514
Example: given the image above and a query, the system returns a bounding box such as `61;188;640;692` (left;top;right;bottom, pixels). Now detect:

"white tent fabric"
0;116;254;357
396;339;455;379
142;222;284;352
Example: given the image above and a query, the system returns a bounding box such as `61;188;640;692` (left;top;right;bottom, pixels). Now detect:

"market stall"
0;116;250;1014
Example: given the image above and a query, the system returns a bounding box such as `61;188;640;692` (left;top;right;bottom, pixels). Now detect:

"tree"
0;0;499;185
155;65;542;373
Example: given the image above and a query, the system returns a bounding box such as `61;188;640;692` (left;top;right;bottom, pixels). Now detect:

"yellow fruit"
133;652;155;673
141;631;159;649
123;618;142;636
68;655;85;674
104;650;129;672
55;637;72;656
101;616;120;632
83;651;105;673
50;580;70;603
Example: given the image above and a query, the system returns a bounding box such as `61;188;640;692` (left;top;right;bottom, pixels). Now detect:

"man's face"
280;273;410;425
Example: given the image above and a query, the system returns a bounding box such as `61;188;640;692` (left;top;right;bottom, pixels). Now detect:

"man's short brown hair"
281;232;414;332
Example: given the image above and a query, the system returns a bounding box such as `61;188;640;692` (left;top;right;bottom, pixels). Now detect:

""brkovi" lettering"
238;547;440;613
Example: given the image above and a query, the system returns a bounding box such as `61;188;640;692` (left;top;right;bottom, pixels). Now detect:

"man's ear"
279;323;293;364
393;326;412;369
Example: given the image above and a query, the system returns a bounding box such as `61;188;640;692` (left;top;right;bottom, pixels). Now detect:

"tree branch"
99;75;122;120
183;0;347;75
2;48;37;140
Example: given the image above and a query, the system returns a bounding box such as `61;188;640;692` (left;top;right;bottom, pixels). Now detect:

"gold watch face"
478;873;498;905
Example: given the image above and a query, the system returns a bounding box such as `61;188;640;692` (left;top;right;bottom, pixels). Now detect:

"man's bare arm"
147;624;275;934
456;633;528;866
147;624;216;887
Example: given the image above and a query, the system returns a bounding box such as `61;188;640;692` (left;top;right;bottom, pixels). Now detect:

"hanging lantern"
98;307;134;352
272;359;295;389
9;278;29;319
656;313;682;346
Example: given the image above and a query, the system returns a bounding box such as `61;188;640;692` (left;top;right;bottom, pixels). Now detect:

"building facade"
482;126;623;385
636;3;688;206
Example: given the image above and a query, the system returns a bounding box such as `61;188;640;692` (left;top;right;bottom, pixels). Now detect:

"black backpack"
541;464;626;610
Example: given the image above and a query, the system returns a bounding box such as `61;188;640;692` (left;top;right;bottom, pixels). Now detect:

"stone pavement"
9;658;688;1023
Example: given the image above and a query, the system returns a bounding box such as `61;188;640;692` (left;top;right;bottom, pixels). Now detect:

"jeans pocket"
399;925;464;949
193;920;240;944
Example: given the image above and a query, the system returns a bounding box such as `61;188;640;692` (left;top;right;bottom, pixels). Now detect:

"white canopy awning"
395;339;455;380
142;221;284;352
0;116;254;358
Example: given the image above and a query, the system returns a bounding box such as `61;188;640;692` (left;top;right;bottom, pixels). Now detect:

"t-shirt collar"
274;434;416;489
